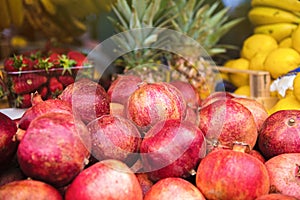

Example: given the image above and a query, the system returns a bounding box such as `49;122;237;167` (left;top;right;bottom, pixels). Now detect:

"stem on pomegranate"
13;128;26;142
288;118;296;126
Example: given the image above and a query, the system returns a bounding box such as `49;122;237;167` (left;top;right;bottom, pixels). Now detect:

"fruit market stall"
0;0;300;199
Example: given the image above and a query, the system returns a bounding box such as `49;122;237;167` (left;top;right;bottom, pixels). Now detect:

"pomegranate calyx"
288;118;296;126
232;141;251;153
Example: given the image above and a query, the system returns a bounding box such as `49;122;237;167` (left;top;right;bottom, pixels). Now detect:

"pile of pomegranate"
0;75;299;200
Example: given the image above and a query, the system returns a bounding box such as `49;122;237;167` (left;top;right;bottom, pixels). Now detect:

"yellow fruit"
279;37;292;48
227;58;250;87
249;51;269;71
268;94;300;115
292;25;300;53
294;73;300;101
264;47;300;79
241;34;278;60
233;85;250;97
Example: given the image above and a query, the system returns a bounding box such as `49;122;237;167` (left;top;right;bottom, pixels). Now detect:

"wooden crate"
212;66;278;110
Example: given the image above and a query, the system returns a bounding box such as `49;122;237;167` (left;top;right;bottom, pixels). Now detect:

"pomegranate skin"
201;91;234;108
126;82;187;131
87;115;142;166
0;112;17;169
0;179;63;200
136;173;154;197
18;98;73;130
196;148;270;200
255;193;298;200
144;177;206;200
65;159;143;200
264;153;300;199
107;74;142;105
59;78;110;124
199;98;258;149
258;110;300;159
140;119;206;181
17;113;91;187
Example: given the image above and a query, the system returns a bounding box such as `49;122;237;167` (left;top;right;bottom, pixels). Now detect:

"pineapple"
108;0;243;99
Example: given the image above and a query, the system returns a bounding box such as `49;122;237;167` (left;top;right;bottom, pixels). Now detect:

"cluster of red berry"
2;49;92;108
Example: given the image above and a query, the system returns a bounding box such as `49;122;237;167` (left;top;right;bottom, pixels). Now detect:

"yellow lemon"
279;37;292;48
294;73;300;101
268;94;300;115
249;51;269;71
292;25;300;53
241;34;278;60
233;85;250;97
264;47;300;79
227;58;250;87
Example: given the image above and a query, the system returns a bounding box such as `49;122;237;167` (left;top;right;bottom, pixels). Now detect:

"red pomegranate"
196;145;270;200
144;177;206;200
201;91;234;108
107;74;142;105
264;153;300;199
198;98;258;150
126;82;187;131
231;97;268;131
258;110;300;159
0;112;17;169
58;78;110;124
255;193;298;200
17;113;91;187
136;173;154;197
0;179;62;200
18;93;73;130
65;159;143;200
87;114;142;166
140;119;206;181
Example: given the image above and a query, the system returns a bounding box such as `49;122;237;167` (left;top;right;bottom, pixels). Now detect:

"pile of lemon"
224;0;300;115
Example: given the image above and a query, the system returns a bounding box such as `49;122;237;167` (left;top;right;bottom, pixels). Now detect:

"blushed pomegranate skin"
107;74;142;105
196;148;270;200
17;113;91;187
0;179;63;200
258;110;300;159
18;98;73;130
201;91;234;108
255;193;298;200
65;159;143;200
59;78;110;124
198;98;258;149
170;80;201;108
87;114;142;166
231;97;268;131
140;119;206;181
126;82;187;131
264;153;300;199
0;112;17;169
144;177;206;200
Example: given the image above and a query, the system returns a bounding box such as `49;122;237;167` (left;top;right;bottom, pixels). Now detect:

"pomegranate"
201;91;234;108
264;153;300;199
140;119;206;181
65;159;143;200
249;149;266;163
18;93;73;130
258;110;300;159
0;179;62;200
144;177;206;200
170;80;201;108
17;112;91;187
196;145;270;200
110;102;125;117
0;112;17;169
58;78;110;124
126;82;187;131
107;74;142;105
87;114;142;166
232;97;268;131
255;193;298;200
136;173;154;197
198;98;258;150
